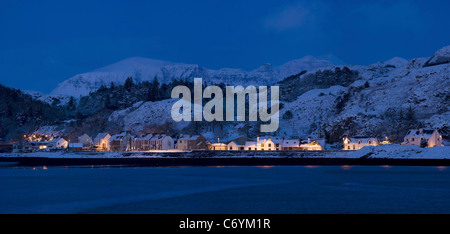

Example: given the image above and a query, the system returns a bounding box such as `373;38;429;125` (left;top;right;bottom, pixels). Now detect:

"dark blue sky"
0;0;449;93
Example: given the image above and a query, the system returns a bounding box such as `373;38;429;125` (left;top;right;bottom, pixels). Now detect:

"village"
7;128;445;154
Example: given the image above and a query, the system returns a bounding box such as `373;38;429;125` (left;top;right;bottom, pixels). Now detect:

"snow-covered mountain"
102;45;450;142
384;57;408;67
27;45;449;145
51;56;339;97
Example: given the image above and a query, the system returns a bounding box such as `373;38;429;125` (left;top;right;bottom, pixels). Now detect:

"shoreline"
1;145;448;167
1;156;450;167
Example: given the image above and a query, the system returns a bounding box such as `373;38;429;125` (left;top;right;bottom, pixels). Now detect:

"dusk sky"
0;0;449;93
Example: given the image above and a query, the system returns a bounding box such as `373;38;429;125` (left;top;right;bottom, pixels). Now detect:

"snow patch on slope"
425;45;450;67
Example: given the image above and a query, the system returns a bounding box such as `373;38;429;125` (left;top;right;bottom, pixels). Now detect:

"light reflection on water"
437;166;447;171
340;165;352;170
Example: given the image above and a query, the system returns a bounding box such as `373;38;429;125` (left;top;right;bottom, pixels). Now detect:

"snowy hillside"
51;56;338;97
99;45;450;143
278;46;450;141
20;45;448;144
425;45;450;67
107;99;191;134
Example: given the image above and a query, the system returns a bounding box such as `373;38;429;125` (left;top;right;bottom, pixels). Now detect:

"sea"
1;162;449;214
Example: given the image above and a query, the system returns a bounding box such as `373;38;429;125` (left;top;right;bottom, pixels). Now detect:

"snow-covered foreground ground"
352;145;450;159
2;145;449;159
1;165;450;214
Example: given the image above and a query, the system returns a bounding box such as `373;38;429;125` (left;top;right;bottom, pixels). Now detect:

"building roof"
156;134;168;140
270;137;284;144
109;132;127;141
211;143;227;147
346;137;378;143
50;138;66;143
405;129;436;139
94;133;110;140
281;140;300;147
179;135;202;140
78;133;91;139
226;136;252;145
140;134;153;140
68;143;83;148
245;141;257;147
257;137;273;144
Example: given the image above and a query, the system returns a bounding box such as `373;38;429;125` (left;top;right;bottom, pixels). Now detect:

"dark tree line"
0;84;69;141
278;67;362;102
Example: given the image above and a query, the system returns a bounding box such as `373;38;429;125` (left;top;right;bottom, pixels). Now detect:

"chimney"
180;133;183;138
308;138;311;144
257;136;260;142
419;128;423;134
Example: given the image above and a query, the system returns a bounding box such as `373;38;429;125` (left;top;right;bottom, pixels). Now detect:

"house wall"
210;145;227;150
344;142;371;150
161;137;174;150
95;134;111;151
403;131;442;147
177;136;207;150
428;131;443;147
177;140;188;150
79;135;93;148
343;138;379;150
257;140;275;151
228;142;240;150
244;142;257;151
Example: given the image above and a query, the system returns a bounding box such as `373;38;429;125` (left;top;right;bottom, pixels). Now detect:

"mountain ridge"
51;55;341;97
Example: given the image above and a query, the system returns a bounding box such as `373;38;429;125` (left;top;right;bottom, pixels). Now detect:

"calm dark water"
0;164;449;214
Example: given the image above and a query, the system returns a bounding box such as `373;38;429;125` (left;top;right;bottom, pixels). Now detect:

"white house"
150;134;175;150
270;137;324;151
227;136;252;151
343;137;379;150
270;137;284;150
243;137;276;151
209;142;228;150
132;134;153;151
402;129;443;147
176;134;208;150
258;137;276;150
48;138;68;150
244;141;257;151
299;139;325;151
78;134;93;149
281;139;301;150
109;132;133;151
227;141;241;151
94;133;111;151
